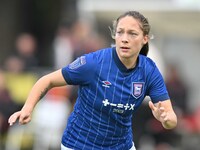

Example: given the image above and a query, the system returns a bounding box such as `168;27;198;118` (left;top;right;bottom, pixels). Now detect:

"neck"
119;56;137;69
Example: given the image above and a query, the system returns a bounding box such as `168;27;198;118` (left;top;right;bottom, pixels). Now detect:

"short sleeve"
147;66;170;103
61;53;96;85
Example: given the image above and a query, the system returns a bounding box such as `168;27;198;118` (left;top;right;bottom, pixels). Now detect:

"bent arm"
8;69;67;125
23;69;67;112
149;99;177;129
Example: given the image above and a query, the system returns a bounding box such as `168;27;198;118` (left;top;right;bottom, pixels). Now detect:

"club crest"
69;56;86;69
132;82;144;99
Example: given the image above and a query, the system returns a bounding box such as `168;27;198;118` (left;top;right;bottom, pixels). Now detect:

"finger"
19;115;24;124
157;102;166;113
160;112;166;118
8;112;20;125
158;101;162;109
19;115;31;125
159;106;165;112
163;116;169;122
19;114;28;124
23;117;31;124
8;111;21;126
148;101;156;111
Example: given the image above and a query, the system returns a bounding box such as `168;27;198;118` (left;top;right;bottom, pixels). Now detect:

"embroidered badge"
69;56;86;69
132;82;144;99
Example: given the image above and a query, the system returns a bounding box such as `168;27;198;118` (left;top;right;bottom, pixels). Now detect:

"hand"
148;101;168;124
8;109;32;126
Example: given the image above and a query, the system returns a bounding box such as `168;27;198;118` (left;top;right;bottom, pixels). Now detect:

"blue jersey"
61;47;169;150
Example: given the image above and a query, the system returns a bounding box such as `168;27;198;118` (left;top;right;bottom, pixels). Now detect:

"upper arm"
44;69;67;87
61;54;96;85
147;65;169;103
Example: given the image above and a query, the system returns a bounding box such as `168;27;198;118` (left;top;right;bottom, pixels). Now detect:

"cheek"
115;37;120;45
137;38;145;46
131;40;142;46
130;41;143;52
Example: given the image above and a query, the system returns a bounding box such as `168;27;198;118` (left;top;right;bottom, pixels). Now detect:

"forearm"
8;69;67;126
22;76;52;113
21;69;67;113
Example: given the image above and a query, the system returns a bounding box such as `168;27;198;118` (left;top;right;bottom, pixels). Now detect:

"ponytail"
140;42;149;56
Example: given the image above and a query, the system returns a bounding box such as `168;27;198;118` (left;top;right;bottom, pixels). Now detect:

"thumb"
149;101;155;111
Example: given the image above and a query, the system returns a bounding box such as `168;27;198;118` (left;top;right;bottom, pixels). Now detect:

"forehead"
117;16;142;31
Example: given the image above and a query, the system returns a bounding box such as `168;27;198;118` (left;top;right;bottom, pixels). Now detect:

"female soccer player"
8;11;177;150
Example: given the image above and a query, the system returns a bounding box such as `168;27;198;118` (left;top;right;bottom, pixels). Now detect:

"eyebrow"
117;28;138;32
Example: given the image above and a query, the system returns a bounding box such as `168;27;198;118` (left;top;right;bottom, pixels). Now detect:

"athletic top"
61;47;169;150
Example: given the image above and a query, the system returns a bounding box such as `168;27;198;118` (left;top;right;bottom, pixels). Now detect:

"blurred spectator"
14;33;39;71
70;20;108;59
3;55;72;150
53;22;74;69
3;56;38;110
4;55;25;74
165;63;189;116
0;69;17;149
3;56;38;150
70;20;92;58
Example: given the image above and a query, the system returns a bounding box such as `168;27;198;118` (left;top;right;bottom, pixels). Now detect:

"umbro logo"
102;81;111;88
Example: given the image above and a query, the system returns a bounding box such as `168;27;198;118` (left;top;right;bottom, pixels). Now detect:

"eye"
129;32;137;36
116;30;123;35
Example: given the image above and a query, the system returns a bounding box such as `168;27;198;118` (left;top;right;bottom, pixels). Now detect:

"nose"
121;34;128;43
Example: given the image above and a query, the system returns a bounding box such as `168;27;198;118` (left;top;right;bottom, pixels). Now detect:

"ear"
143;35;149;45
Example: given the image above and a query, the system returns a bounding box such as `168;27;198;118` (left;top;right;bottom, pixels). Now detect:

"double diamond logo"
102;81;111;88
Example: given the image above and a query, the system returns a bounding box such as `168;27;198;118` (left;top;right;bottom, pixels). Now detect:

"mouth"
120;46;130;52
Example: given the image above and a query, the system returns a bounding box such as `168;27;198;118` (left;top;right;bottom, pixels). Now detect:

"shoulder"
138;55;163;79
139;55;157;70
86;47;113;62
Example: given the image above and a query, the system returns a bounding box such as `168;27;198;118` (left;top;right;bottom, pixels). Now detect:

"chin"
120;54;131;59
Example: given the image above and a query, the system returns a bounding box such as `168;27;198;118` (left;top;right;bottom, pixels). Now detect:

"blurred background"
0;0;200;150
